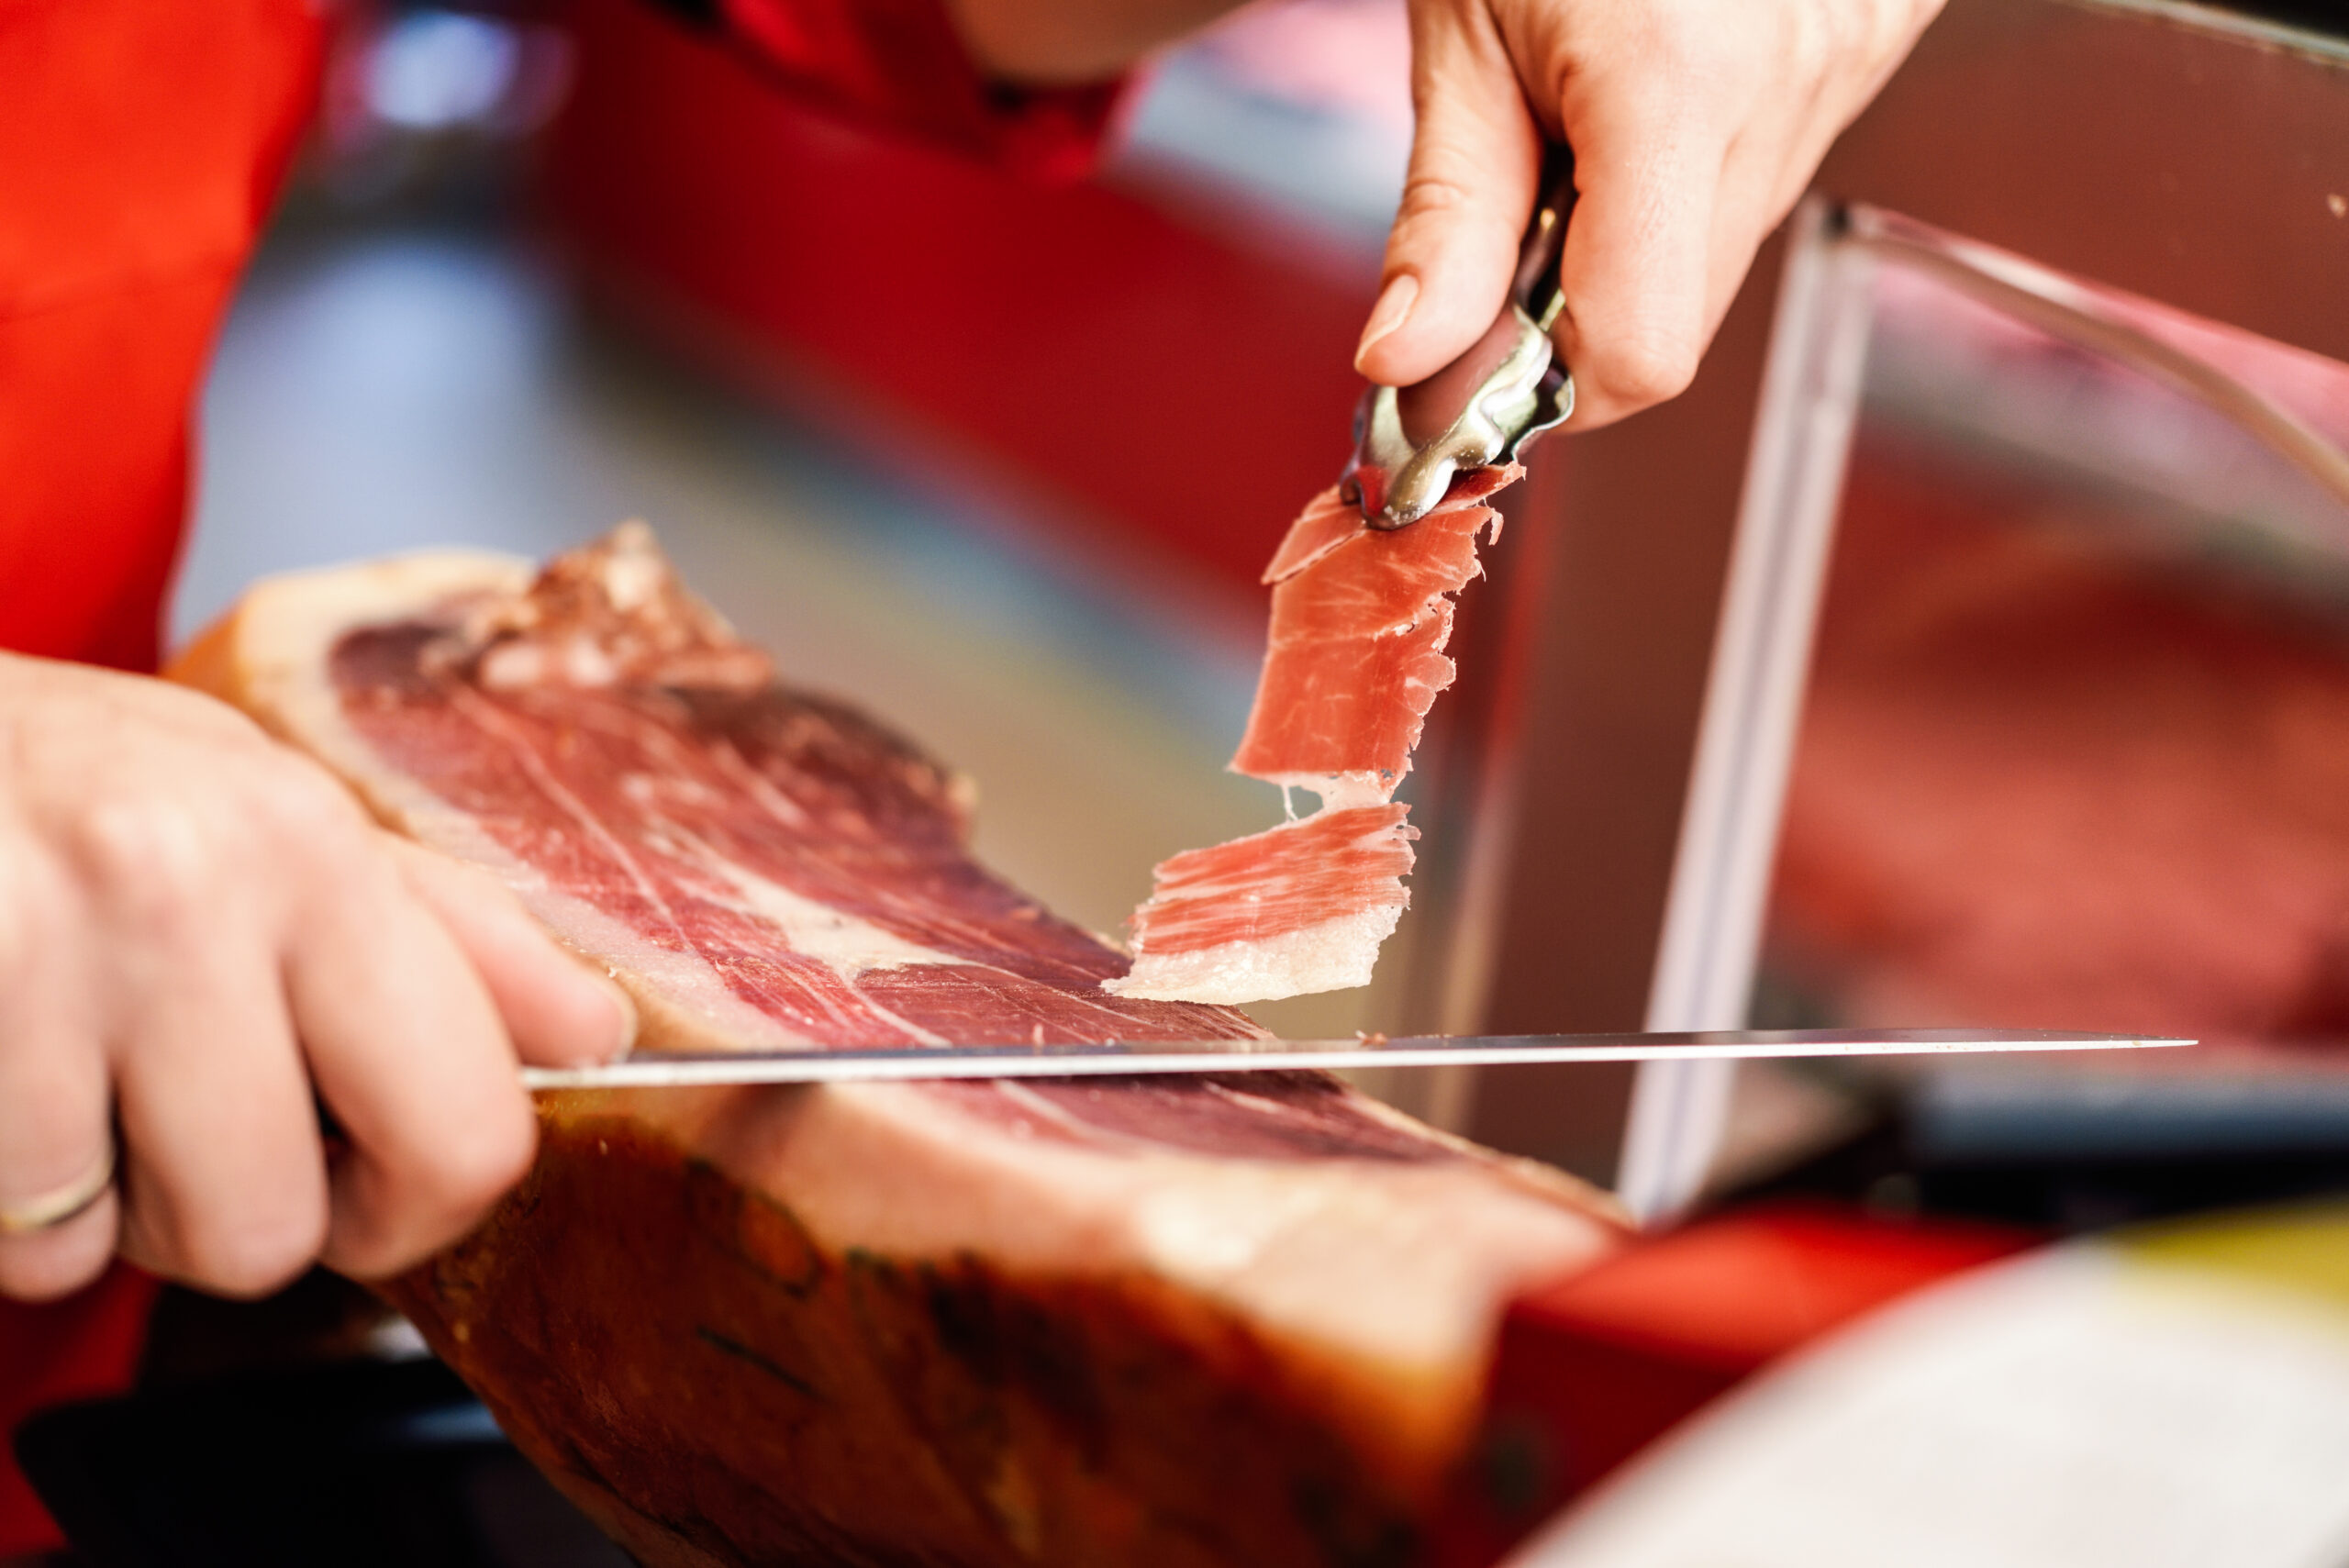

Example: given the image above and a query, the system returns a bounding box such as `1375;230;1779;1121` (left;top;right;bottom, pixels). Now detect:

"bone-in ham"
1114;466;1521;1003
171;525;1617;1568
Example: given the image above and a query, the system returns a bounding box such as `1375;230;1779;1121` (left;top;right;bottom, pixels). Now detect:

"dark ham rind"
1119;467;1522;1004
173;531;1620;1568
393;1109;1453;1568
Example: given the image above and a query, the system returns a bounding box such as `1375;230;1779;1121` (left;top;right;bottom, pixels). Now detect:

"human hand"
0;656;632;1303
1355;0;1943;427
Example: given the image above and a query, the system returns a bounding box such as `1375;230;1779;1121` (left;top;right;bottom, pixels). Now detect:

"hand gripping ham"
171;525;1620;1568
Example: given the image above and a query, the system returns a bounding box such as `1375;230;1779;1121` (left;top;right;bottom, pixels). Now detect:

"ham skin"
1118;469;1520;1004
170;528;1620;1568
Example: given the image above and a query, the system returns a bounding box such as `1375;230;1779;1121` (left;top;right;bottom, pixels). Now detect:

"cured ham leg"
171;525;1619;1568
1115;468;1521;1004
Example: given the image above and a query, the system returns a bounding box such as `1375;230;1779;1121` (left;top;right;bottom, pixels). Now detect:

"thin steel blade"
521;1029;2190;1090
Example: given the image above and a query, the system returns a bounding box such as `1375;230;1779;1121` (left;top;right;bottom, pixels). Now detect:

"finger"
1731;0;1947;315
0;865;118;1301
1698;123;1810;350
286;842;537;1280
1355;0;1542;387
386;836;633;1069
1697;64;1885;354
1549;78;1728;428
89;843;327;1299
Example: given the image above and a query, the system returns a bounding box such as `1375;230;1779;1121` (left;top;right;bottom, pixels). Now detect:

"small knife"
520;1029;2189;1090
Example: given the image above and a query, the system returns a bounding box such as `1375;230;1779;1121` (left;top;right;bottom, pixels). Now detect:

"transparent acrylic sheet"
1627;199;2349;1223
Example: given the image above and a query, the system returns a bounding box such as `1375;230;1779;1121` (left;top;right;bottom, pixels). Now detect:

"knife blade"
520;1029;2189;1090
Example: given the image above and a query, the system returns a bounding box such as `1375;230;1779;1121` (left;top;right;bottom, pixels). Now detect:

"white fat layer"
223;550;953;1048
600;543;665;611
689;858;950;1045
1105;903;1405;1005
683;1078;1620;1486
1132;1176;1336;1278
478;633;619;690
707;858;960;977
1252;772;1396;811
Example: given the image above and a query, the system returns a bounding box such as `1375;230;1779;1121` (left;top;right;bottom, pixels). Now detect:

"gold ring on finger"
0;1137;118;1237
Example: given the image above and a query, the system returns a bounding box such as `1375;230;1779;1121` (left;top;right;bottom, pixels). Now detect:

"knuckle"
380;1096;536;1256
178;1197;328;1300
69;795;216;931
0;1220;115;1305
1395;167;1480;228
1854;0;1911;52
1595;326;1702;408
253;759;360;842
1785;8;1837;83
264;774;385;911
1637;1;1729;81
429;1102;538;1218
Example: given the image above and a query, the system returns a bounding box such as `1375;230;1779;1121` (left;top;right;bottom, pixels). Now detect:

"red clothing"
0;3;325;1547
0;0;321;673
0;1270;163;1551
0;0;1115;1551
716;0;1121;179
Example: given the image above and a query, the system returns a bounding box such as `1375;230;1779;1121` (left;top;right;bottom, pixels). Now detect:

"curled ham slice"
1118;467;1522;1004
1110;805;1417;1005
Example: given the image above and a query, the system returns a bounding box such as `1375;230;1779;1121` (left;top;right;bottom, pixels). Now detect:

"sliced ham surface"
171;526;1618;1568
1118;467;1520;1004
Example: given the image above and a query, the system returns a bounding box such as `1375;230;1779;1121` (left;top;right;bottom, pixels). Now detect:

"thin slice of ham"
1119;804;1418;1005
1116;467;1522;1003
170;526;1617;1568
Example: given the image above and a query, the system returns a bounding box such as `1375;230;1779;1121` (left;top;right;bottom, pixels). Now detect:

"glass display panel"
1753;237;2349;1051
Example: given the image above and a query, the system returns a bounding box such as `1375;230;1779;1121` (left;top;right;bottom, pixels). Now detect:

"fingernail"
596;973;639;1062
1354;273;1419;373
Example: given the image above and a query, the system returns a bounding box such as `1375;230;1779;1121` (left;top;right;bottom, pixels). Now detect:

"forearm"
941;0;1246;83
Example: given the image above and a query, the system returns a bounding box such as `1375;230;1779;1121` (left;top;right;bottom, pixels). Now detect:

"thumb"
384;834;636;1067
1355;1;1542;388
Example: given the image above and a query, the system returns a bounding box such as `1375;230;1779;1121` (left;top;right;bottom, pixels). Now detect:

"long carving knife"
521;1029;2189;1090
